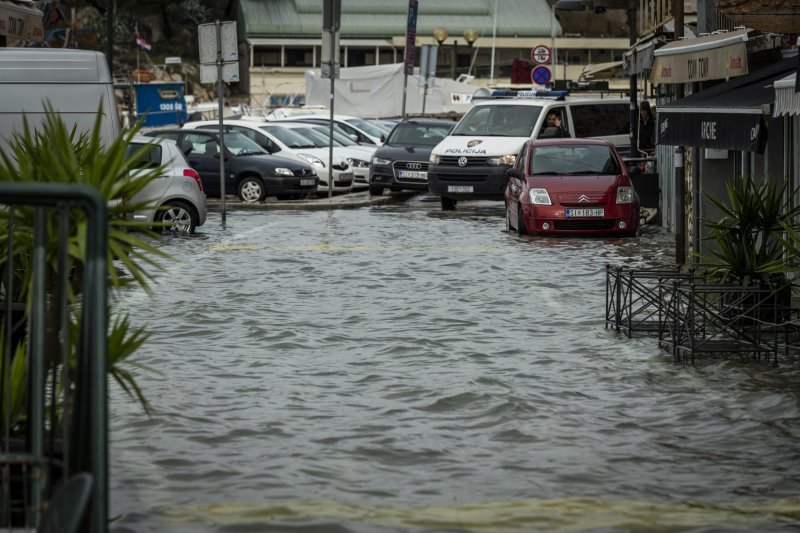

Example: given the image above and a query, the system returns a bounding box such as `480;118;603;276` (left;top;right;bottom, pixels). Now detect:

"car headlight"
487;154;517;166
275;168;294;177
429;154;440;165
529;188;551;205
372;157;392;166
347;158;369;168
616;186;634;204
299;153;324;167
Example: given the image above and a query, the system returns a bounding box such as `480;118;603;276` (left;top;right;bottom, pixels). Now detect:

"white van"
0;49;120;155
427;91;630;209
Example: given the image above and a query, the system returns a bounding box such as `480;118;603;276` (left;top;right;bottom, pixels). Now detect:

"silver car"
126;135;207;234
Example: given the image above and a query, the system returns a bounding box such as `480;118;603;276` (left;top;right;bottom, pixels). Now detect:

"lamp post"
490;0;498;84
433;27;448;79
463;28;478;77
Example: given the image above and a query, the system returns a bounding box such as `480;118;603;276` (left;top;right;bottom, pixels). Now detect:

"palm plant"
695;175;800;288
0;107;169;435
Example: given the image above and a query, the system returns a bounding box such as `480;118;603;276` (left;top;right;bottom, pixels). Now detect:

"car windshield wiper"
237;150;264;155
567;170;608;175
531;171;559;175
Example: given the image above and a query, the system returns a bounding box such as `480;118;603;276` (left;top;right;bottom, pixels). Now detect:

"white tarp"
304;63;479;117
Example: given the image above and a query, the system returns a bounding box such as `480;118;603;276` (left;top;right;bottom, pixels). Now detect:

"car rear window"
386;124;452;146
530;144;621;176
125;142;162;169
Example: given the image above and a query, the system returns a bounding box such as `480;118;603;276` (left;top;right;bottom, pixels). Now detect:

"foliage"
695;175;800;287
0;106;170;433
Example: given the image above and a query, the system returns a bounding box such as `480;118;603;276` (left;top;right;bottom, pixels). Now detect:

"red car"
504;138;640;236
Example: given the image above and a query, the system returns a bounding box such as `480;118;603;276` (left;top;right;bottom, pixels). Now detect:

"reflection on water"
110;203;800;532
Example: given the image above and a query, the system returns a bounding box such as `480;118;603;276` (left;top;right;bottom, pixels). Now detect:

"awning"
623;40;656;76
650;29;750;85
580;61;625;80
773;72;800;117
0;0;43;41
657;58;796;153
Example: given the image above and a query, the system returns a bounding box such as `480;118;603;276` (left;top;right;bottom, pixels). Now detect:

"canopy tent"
304;63;479;118
657;58;796;153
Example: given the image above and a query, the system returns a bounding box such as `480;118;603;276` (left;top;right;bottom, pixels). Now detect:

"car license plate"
339;172;353;182
300;178;316;186
447;185;473;193
566;208;604;217
398;170;427;179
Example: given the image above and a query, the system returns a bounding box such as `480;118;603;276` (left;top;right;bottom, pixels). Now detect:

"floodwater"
110;197;800;532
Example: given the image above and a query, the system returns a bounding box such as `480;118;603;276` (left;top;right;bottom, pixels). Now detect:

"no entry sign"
531;44;552;65
531;65;552;85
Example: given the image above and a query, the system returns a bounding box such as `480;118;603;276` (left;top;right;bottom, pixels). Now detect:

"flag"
135;33;151;52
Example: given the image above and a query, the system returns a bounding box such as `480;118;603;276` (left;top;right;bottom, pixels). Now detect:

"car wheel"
369;184;384;196
516;202;528;235
237;176;266;203
156;201;197;234
441;196;457;211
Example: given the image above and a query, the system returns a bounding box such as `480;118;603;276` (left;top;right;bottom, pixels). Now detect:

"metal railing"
1;183;108;532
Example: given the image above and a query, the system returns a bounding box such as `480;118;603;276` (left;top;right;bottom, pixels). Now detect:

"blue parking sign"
531;66;552;85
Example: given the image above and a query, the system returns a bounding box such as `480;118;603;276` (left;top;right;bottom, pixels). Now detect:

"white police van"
427;90;630;209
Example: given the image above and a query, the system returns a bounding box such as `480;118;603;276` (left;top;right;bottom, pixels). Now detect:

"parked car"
144;129;318;202
273;114;382;146
504;138;640;236
126;135;207;234
182;119;353;195
275;122;375;190
368;119;454;196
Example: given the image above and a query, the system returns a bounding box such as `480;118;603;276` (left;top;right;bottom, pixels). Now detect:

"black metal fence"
606;264;800;365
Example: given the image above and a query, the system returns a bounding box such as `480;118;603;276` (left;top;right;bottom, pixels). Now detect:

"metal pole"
551;5;557;85
216;20;226;224
402;70;408;120
328;29;335;199
489;0;498;84
106;0;113;73
627;1;638;157
675;145;686;266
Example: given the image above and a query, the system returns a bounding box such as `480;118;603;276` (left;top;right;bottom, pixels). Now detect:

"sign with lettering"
404;0;419;75
658;111;768;153
531;45;552;65
650;31;749;85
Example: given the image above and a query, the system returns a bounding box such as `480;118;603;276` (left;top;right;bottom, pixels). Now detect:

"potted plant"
695;175;800;321
0;108;169;525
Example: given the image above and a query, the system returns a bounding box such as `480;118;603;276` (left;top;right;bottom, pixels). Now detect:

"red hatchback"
504;138;640;237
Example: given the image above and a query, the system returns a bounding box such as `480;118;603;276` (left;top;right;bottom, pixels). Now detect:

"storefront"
773;70;800;208
657;57;796;256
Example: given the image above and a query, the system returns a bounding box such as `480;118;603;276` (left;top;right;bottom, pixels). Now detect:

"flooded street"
109;198;800;532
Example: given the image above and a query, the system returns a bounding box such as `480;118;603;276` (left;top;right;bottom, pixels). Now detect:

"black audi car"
145;129;318;202
368;119;454;196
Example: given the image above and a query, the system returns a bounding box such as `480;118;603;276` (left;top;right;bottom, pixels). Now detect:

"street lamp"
433;27;449;78
463;28;478;47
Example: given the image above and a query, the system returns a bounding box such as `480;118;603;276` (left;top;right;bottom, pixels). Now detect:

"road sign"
531;65;552;85
531;44;552;65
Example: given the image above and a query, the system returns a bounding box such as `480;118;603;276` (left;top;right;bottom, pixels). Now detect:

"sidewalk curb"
205;191;417;211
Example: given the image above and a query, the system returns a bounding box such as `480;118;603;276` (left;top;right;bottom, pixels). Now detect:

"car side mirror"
380;134;386;143
507;168;522;180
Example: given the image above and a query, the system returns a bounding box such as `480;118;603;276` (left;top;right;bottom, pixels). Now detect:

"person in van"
638;100;655;154
540;111;570;138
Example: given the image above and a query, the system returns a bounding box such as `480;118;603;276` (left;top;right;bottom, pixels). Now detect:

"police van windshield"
451;105;542;137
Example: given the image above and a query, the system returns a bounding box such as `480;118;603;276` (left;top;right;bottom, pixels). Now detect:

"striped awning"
0;0;43;41
773;73;800;117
